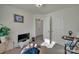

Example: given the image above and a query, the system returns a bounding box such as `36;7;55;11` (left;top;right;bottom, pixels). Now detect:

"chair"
64;37;79;54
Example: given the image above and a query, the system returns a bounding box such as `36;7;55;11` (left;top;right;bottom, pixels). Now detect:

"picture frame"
14;14;24;23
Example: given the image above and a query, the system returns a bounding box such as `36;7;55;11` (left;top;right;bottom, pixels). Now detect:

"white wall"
0;5;34;49
0;5;3;24
44;6;79;45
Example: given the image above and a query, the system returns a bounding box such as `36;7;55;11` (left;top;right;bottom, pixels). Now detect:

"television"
18;33;30;42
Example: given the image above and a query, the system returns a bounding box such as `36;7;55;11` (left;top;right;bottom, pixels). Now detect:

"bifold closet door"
52;16;64;46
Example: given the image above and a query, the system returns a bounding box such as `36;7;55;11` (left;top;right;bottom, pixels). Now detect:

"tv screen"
18;33;30;42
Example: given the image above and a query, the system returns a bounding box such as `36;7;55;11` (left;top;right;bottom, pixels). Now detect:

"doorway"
35;18;43;44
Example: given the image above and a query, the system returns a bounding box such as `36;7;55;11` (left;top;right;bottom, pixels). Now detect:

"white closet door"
43;16;50;40
52;16;64;45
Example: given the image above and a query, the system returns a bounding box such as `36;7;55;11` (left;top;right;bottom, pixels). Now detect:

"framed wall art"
14;14;24;23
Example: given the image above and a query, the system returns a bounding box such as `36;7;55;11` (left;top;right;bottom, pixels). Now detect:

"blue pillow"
22;47;40;54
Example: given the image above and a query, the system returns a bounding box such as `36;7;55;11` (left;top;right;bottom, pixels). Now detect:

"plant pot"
0;36;7;43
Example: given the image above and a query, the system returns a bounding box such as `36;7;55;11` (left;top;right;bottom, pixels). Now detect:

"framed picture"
14;14;24;23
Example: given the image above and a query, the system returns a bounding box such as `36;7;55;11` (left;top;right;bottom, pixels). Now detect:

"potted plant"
0;24;10;43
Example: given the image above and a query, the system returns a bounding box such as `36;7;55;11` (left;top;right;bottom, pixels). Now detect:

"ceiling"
6;4;79;14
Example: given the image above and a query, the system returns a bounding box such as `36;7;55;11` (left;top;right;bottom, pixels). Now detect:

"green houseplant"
0;24;10;42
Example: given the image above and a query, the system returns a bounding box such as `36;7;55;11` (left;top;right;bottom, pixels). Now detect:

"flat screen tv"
18;33;30;42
